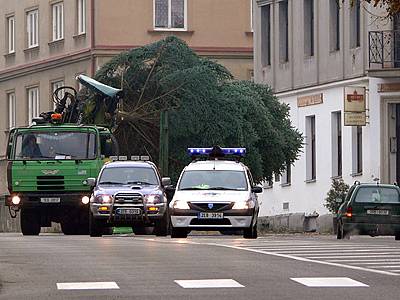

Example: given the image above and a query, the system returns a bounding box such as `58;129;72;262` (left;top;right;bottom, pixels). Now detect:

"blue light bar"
187;147;246;156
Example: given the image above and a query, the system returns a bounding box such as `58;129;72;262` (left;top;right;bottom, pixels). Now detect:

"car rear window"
354;187;400;204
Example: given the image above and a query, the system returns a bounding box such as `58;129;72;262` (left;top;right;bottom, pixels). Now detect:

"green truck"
5;75;122;235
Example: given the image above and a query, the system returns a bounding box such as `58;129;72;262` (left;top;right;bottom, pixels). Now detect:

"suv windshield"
178;170;248;191
14;131;96;160
99;167;159;185
354;187;400;204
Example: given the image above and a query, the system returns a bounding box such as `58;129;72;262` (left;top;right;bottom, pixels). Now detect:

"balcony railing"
369;30;400;69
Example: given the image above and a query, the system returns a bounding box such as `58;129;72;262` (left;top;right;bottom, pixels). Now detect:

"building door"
394;14;400;67
397;104;400;184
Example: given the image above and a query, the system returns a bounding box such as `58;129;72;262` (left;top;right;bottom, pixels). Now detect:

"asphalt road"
1;233;400;299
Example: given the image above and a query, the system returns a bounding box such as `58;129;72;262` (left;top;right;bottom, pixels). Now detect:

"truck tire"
171;227;187;238
154;212;169;236
21;209;41;236
61;219;79;235
89;212;103;237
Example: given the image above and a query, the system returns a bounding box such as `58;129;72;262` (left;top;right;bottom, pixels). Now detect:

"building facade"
0;0;254;172
254;0;400;218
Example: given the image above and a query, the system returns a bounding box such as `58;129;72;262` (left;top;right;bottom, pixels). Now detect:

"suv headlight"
232;199;255;210
172;200;190;210
145;194;162;204
94;194;113;204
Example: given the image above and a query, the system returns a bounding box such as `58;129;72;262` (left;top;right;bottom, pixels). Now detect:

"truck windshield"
178;170;248;191
99;167;159;185
14;132;96;160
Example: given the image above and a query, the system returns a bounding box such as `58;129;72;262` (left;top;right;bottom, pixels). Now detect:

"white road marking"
277;249;400;254
56;282;120;290
207;243;400;276
350;261;400;265
370;265;400;268
174;279;244;289
307;254;400;259
291;277;369;288
327;259;400;263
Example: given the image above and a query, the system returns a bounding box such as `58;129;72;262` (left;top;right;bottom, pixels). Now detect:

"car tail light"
346;206;353;218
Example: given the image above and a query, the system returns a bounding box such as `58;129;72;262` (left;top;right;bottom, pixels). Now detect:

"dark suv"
87;160;171;237
336;183;400;240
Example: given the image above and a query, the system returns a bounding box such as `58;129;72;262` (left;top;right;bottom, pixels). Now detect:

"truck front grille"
114;193;143;204
37;176;65;191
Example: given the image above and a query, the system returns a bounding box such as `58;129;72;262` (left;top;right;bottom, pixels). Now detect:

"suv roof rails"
354;180;361;186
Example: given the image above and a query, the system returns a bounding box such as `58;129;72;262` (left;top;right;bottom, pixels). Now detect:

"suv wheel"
337;220;350;240
171;227;187;238
243;221;258;239
89;212;104;237
395;233;400;241
154;211;169;236
21;209;41;236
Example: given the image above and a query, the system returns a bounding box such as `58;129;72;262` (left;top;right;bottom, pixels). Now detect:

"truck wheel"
154;212;169;237
61;219;78;235
21;209;41;236
243;221;258;239
89;212;103;237
171;227;187;238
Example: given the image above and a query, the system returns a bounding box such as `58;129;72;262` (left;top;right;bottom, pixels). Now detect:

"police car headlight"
232;199;254;210
172;200;190;210
145;194;162;204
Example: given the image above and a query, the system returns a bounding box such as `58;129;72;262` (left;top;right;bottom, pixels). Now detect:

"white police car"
169;146;262;239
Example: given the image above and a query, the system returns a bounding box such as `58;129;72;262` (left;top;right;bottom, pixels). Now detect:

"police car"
169;146;262;239
86;156;171;237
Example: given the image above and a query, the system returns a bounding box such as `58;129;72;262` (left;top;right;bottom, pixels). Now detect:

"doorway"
394;13;400;67
397;104;400;184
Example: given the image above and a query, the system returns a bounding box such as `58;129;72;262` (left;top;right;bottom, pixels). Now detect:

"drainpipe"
90;0;96;76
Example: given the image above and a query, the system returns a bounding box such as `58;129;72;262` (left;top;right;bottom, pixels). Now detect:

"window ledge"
73;33;86;39
48;39;64;46
245;31;253;36
280;183;291;187
351;172;363;177
330;175;342;180
148;29;194;35
4;51;15;58
24;46;39;53
305;179;316;184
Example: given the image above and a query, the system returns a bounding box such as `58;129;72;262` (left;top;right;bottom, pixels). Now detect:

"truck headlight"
232;199;254;210
172;200;190;210
145;194;162;204
11;195;21;205
81;196;90;205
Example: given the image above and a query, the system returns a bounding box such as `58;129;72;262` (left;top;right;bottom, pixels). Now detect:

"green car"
336;183;400;240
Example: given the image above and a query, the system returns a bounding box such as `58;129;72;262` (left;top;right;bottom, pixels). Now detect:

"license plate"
116;208;141;215
40;197;60;203
367;209;389;215
198;212;224;219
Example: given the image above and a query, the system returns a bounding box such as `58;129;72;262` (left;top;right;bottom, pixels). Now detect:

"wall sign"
344;86;366;126
297;93;323;107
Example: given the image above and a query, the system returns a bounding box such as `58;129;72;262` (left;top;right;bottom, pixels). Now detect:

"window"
7;15;15;53
261;5;271;66
77;0;86;34
51;80;64;109
8;92;16;129
281;162;292;185
250;0;254;32
304;0;314;57
27;87;39;125
352;126;363;174
52;2;64;41
154;0;186;30
27;9;39;48
330;0;340;51
279;0;289;62
331;112;342;177
350;0;361;48
306;115;316;181
274;173;281;182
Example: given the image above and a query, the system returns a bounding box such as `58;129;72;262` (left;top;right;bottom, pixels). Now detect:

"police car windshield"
178;170;248;191
99;167;159;185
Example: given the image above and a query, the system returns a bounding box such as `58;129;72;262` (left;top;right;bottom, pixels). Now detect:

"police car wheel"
171;227;187;238
243;221;258;239
154;212;169;236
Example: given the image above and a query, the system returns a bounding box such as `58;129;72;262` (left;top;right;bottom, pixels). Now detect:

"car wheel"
89;212;103;237
154;211;169;237
336;221;343;239
395;233;400;241
132;225;153;235
21;208;41;236
171;227;187;238
243;221;258;239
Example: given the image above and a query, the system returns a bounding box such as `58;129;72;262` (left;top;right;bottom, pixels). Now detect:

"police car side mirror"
162;177;172;186
85;178;97;187
252;186;263;194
